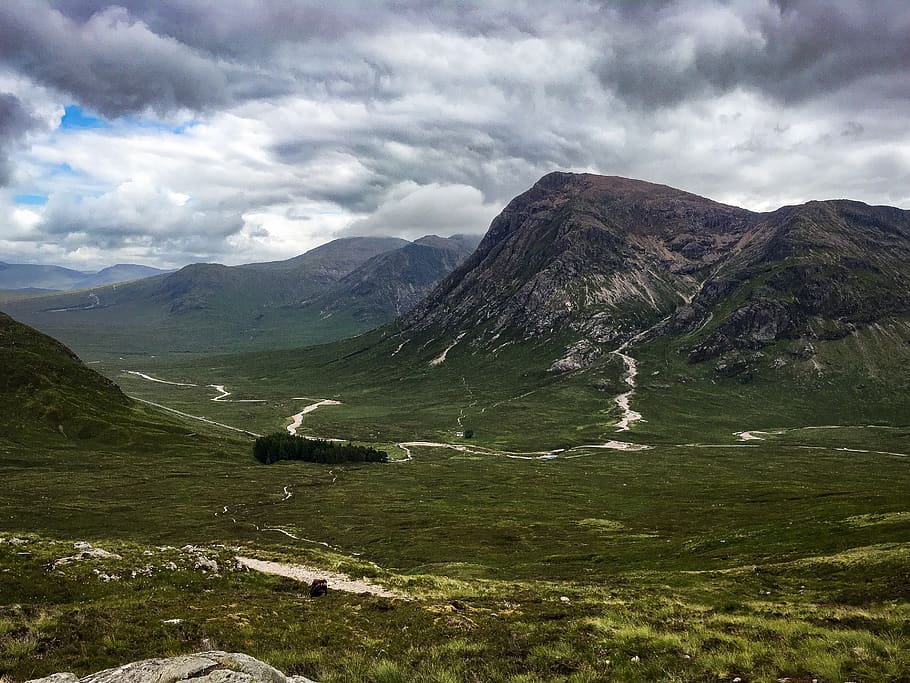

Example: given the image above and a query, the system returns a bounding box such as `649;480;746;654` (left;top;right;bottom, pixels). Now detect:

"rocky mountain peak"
396;172;910;378
403;173;755;354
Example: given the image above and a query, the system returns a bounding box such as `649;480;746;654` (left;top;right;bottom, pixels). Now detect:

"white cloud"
346;182;499;240
0;1;909;269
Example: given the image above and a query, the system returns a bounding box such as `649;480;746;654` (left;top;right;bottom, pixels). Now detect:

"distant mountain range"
0;262;172;292
2;234;479;354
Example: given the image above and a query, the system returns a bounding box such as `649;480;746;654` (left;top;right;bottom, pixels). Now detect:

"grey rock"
26;674;79;683
194;671;254;683
81;654;217;683
26;651;319;683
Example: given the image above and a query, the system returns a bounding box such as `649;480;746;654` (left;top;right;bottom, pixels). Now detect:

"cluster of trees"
253;432;388;465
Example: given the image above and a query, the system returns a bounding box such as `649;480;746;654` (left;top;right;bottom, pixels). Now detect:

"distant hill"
0;261;171;291
3;235;478;354
75;264;173;289
299;234;480;325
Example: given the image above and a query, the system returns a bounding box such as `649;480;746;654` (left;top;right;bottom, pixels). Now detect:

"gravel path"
237;556;399;597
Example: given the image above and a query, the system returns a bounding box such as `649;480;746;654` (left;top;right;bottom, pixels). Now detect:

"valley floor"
2;353;908;682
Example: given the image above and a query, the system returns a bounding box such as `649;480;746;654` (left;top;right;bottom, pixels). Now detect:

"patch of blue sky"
59;105;197;135
13;193;49;205
47;162;89;179
59;105;110;130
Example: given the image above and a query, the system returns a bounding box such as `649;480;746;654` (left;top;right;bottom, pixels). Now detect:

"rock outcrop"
25;651;317;683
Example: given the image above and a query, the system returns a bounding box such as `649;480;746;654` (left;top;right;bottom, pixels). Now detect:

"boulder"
25;652;318;683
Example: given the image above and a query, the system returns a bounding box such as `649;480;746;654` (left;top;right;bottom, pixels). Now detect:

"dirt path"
607;311;675;432
286;399;343;435
132;397;261;437
611;347;643;432
207;383;266;403
734;431;767;441
49;292;101;312
237;556;399;597
126;371;197;387
429;332;465;366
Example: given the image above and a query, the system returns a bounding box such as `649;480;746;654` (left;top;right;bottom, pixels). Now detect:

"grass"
1;424;909;681
0;308;908;680
2;536;909;682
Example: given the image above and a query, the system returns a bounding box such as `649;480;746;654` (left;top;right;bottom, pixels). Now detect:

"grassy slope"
2;437;909;681
108;308;910;453
3;535;909;683
1;313;909;680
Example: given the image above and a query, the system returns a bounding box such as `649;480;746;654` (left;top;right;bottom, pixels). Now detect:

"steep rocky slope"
678;200;910;366
396;172;910;378
302;234;479;324
401;172;756;367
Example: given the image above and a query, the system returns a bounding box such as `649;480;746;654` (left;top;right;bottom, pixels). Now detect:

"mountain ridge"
394;172;910;379
2;234;480;354
0;261;172;291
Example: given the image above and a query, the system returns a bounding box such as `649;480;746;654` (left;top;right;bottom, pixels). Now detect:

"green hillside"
3;236;477;355
0;310;133;440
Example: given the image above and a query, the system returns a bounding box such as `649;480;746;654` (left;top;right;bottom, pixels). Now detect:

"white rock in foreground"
25;651;317;683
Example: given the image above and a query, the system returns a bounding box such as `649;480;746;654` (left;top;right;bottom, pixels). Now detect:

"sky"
1;1;909;270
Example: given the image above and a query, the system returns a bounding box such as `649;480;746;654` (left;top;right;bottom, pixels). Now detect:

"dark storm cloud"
0;1;229;117
0;92;38;185
49;0;393;54
5;1;909;119
596;0;910;108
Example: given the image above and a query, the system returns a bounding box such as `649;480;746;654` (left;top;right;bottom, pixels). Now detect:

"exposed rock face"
400;172;754;367
305;234;480;324
25;651;317;683
396;172;910;375
684;200;910;364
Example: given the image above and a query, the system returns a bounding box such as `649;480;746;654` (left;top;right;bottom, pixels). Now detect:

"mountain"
2;235;476;354
210;172;909;447
0;310;130;439
0;261;171;291
73;263;173;288
403;173;754;363
399;173;910;374
299;234;480;325
0;262;89;290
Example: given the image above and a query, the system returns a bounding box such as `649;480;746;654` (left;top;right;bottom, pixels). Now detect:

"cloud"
0;92;38;185
594;0;910;108
0;1;909;269
0;2;229;117
344;182;499;240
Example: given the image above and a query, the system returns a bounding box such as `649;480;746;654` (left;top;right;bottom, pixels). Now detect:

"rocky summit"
400;172;910;375
25;651;317;683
